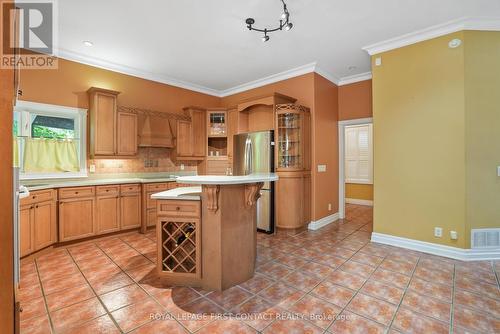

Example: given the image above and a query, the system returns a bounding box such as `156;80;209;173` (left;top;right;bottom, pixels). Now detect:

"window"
345;124;373;184
14;101;87;179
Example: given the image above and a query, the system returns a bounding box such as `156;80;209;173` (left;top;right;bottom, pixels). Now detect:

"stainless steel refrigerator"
233;130;274;233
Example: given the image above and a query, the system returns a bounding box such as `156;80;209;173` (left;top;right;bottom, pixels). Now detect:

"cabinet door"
117;112;137;156
121;194;141;229
59;198;95;242
96;195;120;234
176;120;193;156
33;200;56;251
227;108;238;162
191;109;206;157
93;92;116;155
275;173;304;229
20;205;33;257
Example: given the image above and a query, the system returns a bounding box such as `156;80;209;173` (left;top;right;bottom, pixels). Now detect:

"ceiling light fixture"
245;0;293;42
83;40;93;47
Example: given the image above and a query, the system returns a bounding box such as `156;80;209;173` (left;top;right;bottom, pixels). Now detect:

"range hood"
138;114;174;148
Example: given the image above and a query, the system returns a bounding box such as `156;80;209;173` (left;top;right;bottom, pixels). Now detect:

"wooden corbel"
244;182;264;208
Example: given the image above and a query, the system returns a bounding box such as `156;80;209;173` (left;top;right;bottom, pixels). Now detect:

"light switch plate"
497;166;500;177
375;57;382;66
317;165;327;172
89;164;96;173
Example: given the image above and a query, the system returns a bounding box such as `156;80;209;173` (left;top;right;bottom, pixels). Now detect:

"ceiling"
57;0;500;95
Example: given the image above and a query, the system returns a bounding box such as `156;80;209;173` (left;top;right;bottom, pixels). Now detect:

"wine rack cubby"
158;217;201;279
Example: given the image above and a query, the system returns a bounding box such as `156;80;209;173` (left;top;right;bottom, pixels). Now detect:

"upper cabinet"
88;87;138;157
275;104;311;171
175;106;206;160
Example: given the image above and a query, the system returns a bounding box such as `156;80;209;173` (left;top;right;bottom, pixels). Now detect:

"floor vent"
471;229;500;248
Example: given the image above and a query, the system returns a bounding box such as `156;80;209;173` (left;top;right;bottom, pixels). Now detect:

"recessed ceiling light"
83;40;93;47
448;38;462;48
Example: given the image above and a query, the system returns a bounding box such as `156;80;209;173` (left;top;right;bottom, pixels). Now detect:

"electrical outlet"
434;227;443;238
317;165;327;172
89;164;96;173
180;164;185;171
328;203;332;211
450;231;458;240
375;57;382;66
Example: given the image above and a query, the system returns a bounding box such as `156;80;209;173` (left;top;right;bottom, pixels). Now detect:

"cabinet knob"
106;189;109;192
35;205;38;208
75;191;79;194
176;207;180;211
32;196;35;199
19;307;23;312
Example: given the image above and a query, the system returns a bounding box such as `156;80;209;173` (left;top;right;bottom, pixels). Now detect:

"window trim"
15;100;88;180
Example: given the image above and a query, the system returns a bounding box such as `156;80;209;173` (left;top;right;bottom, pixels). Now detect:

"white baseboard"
308;212;339;231
371;232;500;261
346;198;373;206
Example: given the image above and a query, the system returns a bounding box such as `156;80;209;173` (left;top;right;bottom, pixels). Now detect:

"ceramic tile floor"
19;204;500;334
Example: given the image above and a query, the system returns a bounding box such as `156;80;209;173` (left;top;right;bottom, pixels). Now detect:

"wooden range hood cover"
118;106;190;148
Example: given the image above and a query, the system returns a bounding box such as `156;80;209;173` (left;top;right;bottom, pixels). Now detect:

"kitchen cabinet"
20;190;57;257
96;185;120;234
88;87;119;156
117;111;138;155
226;107;238;165
59;187;96;242
175;106;206;160
141;182;175;233
274;103;312;229
120;184;141;229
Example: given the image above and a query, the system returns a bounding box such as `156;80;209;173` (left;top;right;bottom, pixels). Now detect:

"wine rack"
160;219;200;276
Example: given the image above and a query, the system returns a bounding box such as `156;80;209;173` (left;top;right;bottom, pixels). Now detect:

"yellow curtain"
24;138;79;173
13;136;19;168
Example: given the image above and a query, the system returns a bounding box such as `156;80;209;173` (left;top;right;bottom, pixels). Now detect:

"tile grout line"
66;244;126;334
93;240;197;334
449;263;456;334
385;257;421;333
33;253;60;334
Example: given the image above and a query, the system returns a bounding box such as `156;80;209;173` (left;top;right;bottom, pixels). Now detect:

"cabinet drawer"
145;182;172;191
22;189;56;205
146;191;157;209
120;184;141;194
157;200;200;218
96;185;120;196
59;186;95;199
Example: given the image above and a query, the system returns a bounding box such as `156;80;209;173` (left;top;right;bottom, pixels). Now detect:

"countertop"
22;172;195;191
151;186;202;201
176;173;279;185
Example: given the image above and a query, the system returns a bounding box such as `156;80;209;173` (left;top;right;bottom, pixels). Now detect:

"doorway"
338;118;373;219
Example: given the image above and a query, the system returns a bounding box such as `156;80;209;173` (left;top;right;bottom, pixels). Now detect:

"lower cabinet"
275;171;311;229
141;182;175;233
20;190;57;257
59;196;95;242
121;185;141;229
96;188;120;234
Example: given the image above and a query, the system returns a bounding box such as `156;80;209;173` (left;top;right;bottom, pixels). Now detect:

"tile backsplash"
89;147;198;174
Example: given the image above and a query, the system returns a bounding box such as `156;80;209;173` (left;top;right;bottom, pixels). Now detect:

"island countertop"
175;173;278;185
151;186;202;201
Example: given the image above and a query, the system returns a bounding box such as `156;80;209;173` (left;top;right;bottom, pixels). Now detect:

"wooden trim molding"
244;183;264;208
204;185;220;212
118;105;191;121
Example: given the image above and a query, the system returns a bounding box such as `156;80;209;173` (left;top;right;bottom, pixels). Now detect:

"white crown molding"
371;232;500;261
362;16;500;55
57;48;221;97
345;198;373;206
219;62;319;97
314;65;341;86
338;72;372;86
58;48;371;98
308;212;339;231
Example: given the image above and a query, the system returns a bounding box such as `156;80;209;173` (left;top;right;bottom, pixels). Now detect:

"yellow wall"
372;32;467;248
346;183;373;201
464;31;500;247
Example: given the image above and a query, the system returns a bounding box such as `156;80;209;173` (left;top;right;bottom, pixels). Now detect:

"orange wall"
313;73;339;219
19;58;220;112
221;73;339;221
339;80;372;120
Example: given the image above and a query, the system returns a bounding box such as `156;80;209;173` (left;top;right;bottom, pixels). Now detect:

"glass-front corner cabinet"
207;109;226;136
275;104;311;171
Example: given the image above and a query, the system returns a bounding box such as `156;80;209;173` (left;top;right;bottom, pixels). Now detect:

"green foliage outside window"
32;125;74;139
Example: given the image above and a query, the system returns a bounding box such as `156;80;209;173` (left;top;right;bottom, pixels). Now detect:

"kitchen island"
151;174;278;291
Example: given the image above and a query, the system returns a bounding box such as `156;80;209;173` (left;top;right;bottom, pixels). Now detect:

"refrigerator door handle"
244;137;252;175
